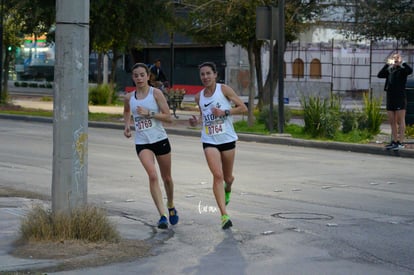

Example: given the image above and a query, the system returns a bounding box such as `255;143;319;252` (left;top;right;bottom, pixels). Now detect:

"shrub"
406;124;414;138
21;82;28;87
14;82;20;87
89;84;118;105
300;94;342;138
360;94;384;135
256;104;292;131
19;205;120;243
341;110;359;133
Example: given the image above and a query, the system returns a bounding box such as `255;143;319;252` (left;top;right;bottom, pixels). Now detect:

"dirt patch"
0;186;49;200
0;103;24;111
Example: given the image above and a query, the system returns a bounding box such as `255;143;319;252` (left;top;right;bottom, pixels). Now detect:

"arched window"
310;59;321;79
292;58;304;78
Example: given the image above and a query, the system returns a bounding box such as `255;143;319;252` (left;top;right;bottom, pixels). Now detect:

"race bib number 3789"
135;118;153;131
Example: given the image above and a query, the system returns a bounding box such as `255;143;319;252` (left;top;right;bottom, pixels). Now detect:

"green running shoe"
224;183;231;205
221;214;233;230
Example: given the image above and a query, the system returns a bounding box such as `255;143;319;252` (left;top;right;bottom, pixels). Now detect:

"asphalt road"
1;119;413;274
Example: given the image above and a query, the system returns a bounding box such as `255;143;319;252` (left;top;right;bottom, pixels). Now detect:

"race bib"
204;119;226;136
135;118;154;131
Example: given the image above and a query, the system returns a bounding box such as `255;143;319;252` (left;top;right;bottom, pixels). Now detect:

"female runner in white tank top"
190;62;248;229
123;63;179;229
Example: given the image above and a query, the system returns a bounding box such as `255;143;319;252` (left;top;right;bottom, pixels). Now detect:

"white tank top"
199;83;238;144
129;87;168;144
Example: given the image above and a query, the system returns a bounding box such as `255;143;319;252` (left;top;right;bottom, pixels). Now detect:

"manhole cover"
272;212;333;220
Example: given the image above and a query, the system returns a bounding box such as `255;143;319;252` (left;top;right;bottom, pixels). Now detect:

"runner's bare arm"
123;93;132;138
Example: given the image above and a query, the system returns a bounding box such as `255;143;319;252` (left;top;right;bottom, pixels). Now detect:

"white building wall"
225;43;251;96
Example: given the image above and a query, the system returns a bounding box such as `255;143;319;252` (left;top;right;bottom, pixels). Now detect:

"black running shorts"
202;141;236;152
135;138;171;156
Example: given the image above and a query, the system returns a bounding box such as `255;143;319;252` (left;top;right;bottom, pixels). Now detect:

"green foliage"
89;84;118;105
41;96;53;102
406;124;414;138
19;205;120;242
360;94;384;135
14;81;53;89
340;95;383;135
339;0;414;43
341;110;359;133
233;119;374;144
233;120;268;135
90;0;173;83
334;129;373;144
256;104;292;131
300;94;342;139
182;0;324;109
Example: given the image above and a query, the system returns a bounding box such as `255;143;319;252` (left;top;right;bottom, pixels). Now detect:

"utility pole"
277;0;285;133
52;0;90;213
0;0;4;102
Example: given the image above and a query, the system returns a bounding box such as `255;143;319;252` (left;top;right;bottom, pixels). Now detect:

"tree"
1;2;22;101
1;0;54;102
336;0;414;43
3;0;173;87
90;0;174;85
12;0;55;40
180;0;323;126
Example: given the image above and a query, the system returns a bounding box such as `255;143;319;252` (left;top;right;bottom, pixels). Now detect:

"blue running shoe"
168;207;179;225
158;215;168;229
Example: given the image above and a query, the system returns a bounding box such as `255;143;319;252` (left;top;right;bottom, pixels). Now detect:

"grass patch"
88;112;123;122
3;108;53;117
233;120;269;135
0;106;123;122
41;96;53;102
234;120;376;144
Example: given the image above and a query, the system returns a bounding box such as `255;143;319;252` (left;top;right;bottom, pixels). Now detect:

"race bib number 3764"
205;123;225;135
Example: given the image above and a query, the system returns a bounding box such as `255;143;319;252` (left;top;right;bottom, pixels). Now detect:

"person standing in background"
189;61;248;229
150;58;168;87
124;63;179;229
378;53;413;150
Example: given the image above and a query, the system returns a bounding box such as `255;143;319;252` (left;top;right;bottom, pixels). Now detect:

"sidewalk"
0;197;156;273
